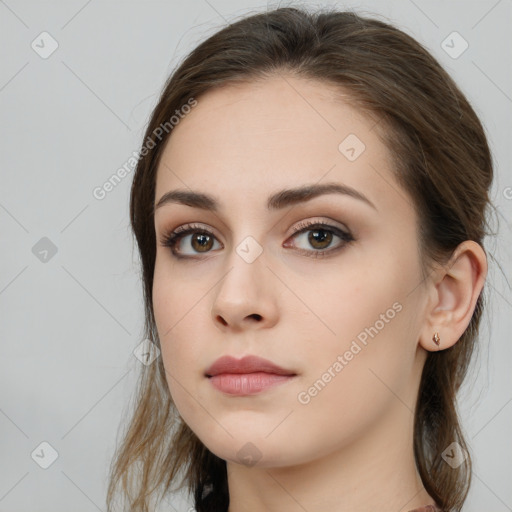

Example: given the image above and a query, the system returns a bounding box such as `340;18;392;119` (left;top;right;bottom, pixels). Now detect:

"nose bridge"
221;209;268;275
217;235;266;303
211;233;278;328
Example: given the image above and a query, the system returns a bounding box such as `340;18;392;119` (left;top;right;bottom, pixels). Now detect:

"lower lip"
208;372;295;395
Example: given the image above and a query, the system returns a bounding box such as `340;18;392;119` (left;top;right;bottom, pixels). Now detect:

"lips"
205;355;297;396
205;355;296;377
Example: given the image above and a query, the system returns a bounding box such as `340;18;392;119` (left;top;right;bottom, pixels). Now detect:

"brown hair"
107;6;495;512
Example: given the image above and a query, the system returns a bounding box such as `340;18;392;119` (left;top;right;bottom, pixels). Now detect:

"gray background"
0;1;511;511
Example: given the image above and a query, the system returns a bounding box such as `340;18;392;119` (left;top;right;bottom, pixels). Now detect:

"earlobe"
419;240;487;352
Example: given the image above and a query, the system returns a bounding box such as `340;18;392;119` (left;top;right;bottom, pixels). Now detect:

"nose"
211;250;279;332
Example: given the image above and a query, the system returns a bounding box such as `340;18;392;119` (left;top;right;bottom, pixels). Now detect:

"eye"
159;223;221;258
159;220;354;259
284;220;354;258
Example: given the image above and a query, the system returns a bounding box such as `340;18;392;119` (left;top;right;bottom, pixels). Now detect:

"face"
152;75;429;468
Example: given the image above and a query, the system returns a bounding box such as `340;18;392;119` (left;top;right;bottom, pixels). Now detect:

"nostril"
249;314;262;321
216;315;228;326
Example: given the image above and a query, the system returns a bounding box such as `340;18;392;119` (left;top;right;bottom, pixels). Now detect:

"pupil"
197;234;208;245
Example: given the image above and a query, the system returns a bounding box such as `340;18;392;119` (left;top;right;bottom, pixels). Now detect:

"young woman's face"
153;75;429;468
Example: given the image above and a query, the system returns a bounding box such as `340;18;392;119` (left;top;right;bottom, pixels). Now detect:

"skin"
152;75;487;512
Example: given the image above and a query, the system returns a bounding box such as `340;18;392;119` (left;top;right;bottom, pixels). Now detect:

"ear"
419;240;488;352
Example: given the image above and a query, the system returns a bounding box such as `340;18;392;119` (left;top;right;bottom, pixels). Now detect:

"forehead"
154;75;400;215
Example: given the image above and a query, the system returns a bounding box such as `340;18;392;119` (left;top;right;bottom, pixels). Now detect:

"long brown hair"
106;7;495;511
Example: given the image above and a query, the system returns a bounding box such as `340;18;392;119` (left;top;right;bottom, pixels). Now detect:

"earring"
432;332;441;346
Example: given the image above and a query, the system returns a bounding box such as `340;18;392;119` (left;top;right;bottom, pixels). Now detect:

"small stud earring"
432;332;441;346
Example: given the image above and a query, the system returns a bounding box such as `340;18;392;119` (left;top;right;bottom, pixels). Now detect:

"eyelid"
287;217;350;236
166;215;348;235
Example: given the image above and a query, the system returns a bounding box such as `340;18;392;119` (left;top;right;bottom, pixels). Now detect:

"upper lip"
205;355;296;377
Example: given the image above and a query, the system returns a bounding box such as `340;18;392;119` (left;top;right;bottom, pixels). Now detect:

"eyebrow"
153;182;377;214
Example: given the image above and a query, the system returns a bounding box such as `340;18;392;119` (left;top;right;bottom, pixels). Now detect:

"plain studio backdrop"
0;1;511;511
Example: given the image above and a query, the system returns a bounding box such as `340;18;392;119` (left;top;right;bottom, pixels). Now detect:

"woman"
107;7;493;512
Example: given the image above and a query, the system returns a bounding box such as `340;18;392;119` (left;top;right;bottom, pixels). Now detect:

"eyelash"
159;220;355;260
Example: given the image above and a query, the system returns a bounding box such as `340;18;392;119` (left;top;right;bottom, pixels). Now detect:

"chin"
193;427;316;470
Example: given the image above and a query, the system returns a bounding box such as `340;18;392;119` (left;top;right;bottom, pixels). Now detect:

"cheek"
296;260;402;353
290;303;417;459
152;255;195;341
152;263;201;379
152;255;230;424
155;307;208;422
294;251;420;399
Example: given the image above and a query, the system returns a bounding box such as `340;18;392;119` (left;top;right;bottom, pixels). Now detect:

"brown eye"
287;222;353;256
307;228;333;250
160;224;222;257
190;233;214;252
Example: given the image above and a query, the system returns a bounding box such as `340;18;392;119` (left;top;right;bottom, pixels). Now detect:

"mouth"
207;372;296;395
205;355;297;396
